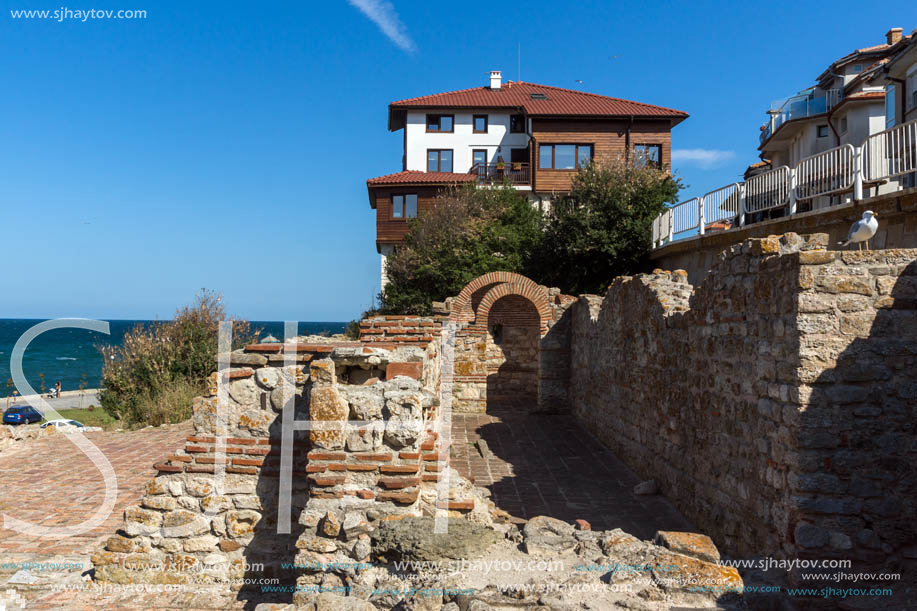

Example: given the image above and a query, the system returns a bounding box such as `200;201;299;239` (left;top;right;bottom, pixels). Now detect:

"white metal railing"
652;209;672;247
703;184;741;225
671;197;701;235
745;165;791;213
794;144;856;200
864;120;917;182
652;118;917;249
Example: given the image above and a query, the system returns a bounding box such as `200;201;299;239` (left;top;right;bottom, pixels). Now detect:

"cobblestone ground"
449;405;695;537
0;424;207;609
0;408;697;609
0;424;191;556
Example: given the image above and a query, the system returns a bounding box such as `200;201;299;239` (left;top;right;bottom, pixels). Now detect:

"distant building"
758;28;913;210
367;71;688;285
871;28;917;189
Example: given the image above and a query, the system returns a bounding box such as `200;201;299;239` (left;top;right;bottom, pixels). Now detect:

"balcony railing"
652;118;917;249
470;162;531;186
760;89;842;145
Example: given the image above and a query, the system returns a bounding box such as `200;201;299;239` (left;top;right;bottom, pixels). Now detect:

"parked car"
3;405;43;425
40;419;84;430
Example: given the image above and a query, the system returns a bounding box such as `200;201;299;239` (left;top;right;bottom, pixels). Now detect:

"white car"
40;419;84;430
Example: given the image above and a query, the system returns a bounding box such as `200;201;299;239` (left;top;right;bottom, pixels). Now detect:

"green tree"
380;184;542;314
530;159;681;294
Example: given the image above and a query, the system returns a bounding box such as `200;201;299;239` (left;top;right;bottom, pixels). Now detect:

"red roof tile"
366;171;476;186
388;81;687;127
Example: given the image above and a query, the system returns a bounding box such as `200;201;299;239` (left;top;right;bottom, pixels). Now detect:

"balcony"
470;162;531;186
760;89;842;145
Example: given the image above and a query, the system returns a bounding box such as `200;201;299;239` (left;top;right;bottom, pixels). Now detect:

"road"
3;389;100;411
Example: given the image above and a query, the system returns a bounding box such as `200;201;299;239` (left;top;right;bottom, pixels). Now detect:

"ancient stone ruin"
90;233;916;609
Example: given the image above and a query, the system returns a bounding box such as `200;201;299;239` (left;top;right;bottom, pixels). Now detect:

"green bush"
98;290;256;427
529;159;681;294
380;183;542;314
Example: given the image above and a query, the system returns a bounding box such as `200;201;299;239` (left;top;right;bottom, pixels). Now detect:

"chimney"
489;70;502;90
886;27;903;45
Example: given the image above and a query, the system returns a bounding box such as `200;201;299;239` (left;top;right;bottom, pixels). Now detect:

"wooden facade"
370;185;442;250
369;117;677;250
531;118;672;193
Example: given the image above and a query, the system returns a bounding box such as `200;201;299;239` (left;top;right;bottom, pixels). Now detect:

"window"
839;116;848;134
539;144;592;170
886;84;897;128
510;114;525;133
473;115;488;133
908;70;917;110
634;144;662;168
852;64;862;73
427;149;453;172
391;194;418;219
472;149;487;168
817;125;829;138
425;114;454;133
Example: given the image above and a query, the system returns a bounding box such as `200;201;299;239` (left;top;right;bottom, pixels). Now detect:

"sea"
0;319;347;398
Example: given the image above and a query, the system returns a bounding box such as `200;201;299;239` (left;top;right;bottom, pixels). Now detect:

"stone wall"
92;336;475;587
570;233;917;570
650;187;917;285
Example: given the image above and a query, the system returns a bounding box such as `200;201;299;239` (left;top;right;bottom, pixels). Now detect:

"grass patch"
41;407;119;430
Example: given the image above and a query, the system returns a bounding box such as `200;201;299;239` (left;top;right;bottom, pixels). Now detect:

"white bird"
839;210;878;250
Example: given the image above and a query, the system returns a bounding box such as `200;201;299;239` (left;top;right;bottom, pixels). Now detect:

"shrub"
380;183;542;314
98;290;256;427
529;159;681;294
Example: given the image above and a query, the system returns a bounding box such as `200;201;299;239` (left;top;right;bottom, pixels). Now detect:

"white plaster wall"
404;110;530;173
380;243;395;288
838;102;884;148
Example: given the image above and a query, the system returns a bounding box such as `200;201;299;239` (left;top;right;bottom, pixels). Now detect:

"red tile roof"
366;171;476;186
388;81;687;129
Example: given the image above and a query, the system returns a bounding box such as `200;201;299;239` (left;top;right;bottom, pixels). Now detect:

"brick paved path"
449;407;694;537
0;424;190;556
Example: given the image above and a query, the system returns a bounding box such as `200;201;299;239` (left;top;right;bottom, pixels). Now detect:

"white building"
367;71;688;286
757;28;912;212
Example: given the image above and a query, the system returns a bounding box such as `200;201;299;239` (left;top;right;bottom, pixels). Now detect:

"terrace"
654;118;917;248
760;89;842;145
470;162;531;186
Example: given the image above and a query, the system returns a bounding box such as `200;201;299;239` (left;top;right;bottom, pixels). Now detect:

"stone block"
226;510;262;538
654;531;721;563
386;362;423;380
309;386;348;449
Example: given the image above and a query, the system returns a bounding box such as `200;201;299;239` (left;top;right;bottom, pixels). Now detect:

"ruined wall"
358;315;439;345
571;234;917;568
92;338;460;586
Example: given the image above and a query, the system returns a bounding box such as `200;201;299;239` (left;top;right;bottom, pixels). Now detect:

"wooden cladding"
372;186;441;247
531;118;671;192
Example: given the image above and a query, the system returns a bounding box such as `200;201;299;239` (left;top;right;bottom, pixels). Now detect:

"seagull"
838;210;878;250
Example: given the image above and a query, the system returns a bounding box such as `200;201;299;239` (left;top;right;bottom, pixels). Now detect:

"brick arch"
471;282;552;335
450;272;544;323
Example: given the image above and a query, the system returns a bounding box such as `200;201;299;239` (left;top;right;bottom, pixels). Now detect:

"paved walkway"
4;389;100;412
449;406;694;538
0;423;190;556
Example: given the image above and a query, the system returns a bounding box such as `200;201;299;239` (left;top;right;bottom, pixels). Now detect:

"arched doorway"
484;295;541;407
449;272;553;413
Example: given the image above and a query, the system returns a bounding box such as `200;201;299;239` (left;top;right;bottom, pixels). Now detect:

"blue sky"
0;1;912;320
